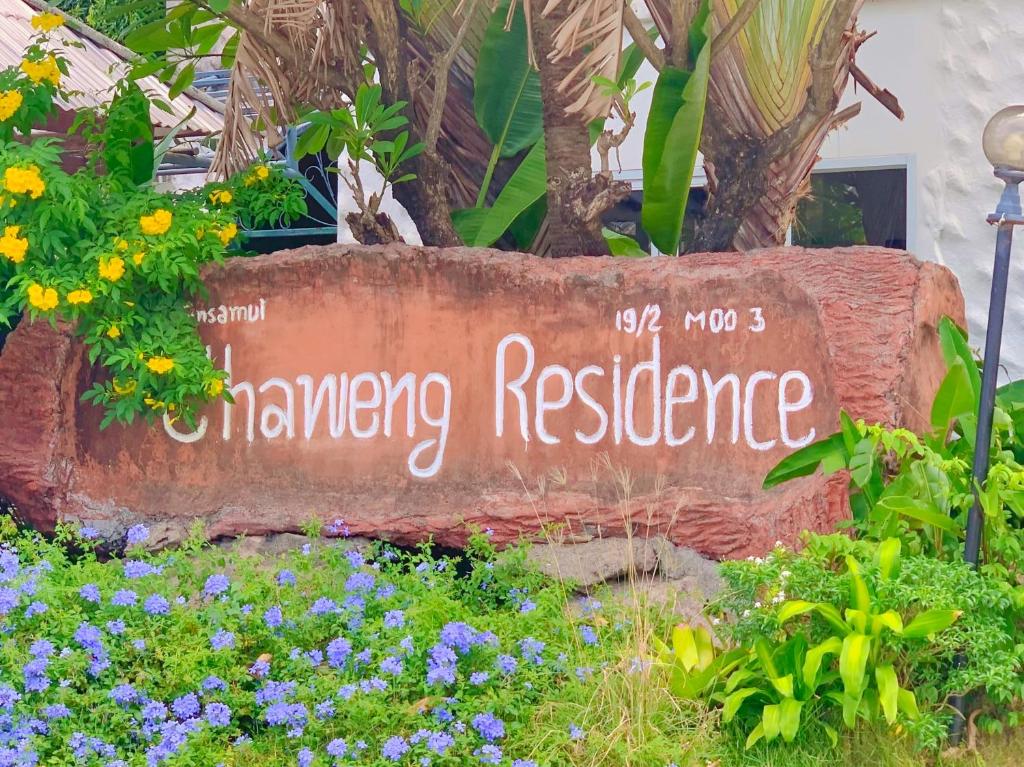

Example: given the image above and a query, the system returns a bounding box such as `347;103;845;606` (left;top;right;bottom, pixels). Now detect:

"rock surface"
0;244;964;557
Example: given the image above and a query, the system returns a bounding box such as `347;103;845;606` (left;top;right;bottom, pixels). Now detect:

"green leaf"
875;665;899;724
640;0;710;254
763;431;846;488
871;610;904;636
875;496;963;534
938;316;981;398
769;674;794;698
839;633;871;698
722;687;758;723
762;703;782;742
778;698;803;742
875;537;901;580
604;228;648;257
453;139;546;247
474;0;543;158
931;358;976;432
744;721;765;750
672;624;699;671
902;609;961;639
802;637;842;690
849;438;877;487
103;81;154;187
897;688;920;720
777;600;817;624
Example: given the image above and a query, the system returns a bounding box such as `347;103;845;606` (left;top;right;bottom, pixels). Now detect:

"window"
793;168;907;249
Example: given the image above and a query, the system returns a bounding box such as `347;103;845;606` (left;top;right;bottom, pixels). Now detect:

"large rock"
0;244;964;557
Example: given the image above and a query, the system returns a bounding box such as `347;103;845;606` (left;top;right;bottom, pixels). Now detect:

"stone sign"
0;245;964;557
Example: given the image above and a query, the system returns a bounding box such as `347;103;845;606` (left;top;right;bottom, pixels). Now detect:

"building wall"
613;0;1024;379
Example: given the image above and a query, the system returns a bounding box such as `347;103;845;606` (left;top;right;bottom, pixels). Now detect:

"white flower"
753;601;762;609
711;617;721;625
780;570;792;579
742;610;751;618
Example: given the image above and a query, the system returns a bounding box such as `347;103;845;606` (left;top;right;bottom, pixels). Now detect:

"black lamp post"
949;105;1024;742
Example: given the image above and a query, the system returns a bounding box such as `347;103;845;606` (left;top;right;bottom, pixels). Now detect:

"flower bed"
0;522;664;767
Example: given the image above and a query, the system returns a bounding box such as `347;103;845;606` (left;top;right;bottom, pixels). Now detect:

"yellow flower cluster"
140;209;172;236
217;222;238;246
146;356;174;375
67;289;92;305
0;91;23;122
20;56;60;87
0;225;27;263
3;165;45;199
99;255;125;282
30;12;64;32
206;378;224;397
112;377;135;395
244;165;270;186
27;283;57;311
209;189;233;205
106;325;121;339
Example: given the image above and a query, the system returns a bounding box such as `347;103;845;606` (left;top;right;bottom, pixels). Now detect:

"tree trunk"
530;0;613;257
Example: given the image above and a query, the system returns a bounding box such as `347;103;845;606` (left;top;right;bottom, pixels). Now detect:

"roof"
0;0;224;136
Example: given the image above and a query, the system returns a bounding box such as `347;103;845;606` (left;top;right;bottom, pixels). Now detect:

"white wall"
612;0;1024;379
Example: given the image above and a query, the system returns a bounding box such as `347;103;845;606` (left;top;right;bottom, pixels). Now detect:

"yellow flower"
67;289;92;305
20;56;60;87
112;377;136;395
244;165;270;186
106;325;121;339
30;12;64;32
143;396;165;410
114;238;129;251
209;189;233;205
140;209;172;236
132;251;145;266
206;378;224;397
0;91;23;122
98;256;125;282
217;222;238;246
26;283;57;311
3;165;45;199
0;225;28;263
146;356;174;375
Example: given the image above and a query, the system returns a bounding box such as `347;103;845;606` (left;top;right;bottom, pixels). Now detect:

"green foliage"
0;18;305;428
640;0;710;255
296;84;423;192
654;623;745;699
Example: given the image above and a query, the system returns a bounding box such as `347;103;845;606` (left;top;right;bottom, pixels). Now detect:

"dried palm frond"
540;0;624;123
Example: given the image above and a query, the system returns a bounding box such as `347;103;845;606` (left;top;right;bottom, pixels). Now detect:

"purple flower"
519;599;537;614
345;571;375;593
0;685;21;710
126;524;150;547
250;658;271;677
579;626;598;646
569;723;585;741
344;550;365;568
29;639;54;658
495;654;518;675
202;675;228;692
79;526;100;540
315;699;335;720
440;622;479;653
24;600;47;617
427;731;455;756
79;584;101;603
204;574;230;598
472;712;505;742
172;693;201;720
383;609;405;629
297;748;314;767
470;671;490;685
43;703;71;720
326;637;352;669
144;594;170;615
74;622;104;653
132;639;146;651
106;620;126;635
263;605;283;628
109;684;139;706
377;583;397;599
476;745;502;764
142;700;168;723
381;736;409;762
309;597;338;616
327;738;348;758
23;657;49;692
124;560;162;579
512;761;538;767
277;569;296;586
211;630;236;651
380;656;403;676
111;589;138;607
0;587;20;615
206;702;231;727
519;637;545;665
